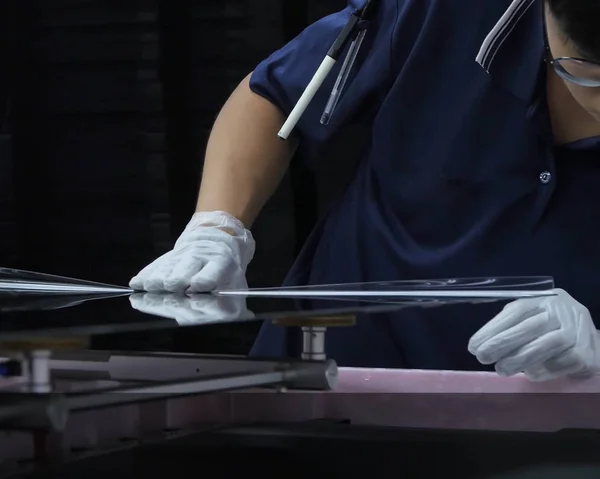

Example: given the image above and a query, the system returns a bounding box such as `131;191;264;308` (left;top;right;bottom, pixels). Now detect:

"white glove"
129;211;255;293
468;289;600;382
129;293;253;326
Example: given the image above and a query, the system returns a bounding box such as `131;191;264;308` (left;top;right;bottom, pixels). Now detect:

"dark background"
0;0;349;353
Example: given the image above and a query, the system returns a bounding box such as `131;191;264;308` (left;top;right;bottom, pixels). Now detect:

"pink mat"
164;368;600;433
335;367;600;393
4;368;600;463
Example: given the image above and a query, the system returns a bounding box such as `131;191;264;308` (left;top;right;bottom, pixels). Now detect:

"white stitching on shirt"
475;0;536;72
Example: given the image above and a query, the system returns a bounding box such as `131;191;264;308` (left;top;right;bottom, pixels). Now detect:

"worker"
130;0;600;382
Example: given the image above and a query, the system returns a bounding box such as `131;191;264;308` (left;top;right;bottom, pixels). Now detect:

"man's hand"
468;289;600;382
129;211;255;293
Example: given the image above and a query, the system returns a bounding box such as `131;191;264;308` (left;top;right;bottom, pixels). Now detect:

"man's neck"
546;65;600;145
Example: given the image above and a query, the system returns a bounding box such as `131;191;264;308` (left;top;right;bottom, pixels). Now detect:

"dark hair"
546;0;600;62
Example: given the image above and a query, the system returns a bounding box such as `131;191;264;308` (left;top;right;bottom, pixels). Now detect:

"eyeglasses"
543;14;600;87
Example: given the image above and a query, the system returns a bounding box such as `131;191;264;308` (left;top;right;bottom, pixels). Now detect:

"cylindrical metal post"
21;350;52;393
301;327;326;361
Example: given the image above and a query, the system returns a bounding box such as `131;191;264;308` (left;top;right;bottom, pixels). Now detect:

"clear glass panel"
0;267;132;294
216;276;555;300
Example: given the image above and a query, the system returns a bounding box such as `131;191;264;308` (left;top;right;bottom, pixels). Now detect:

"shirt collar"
476;0;545;104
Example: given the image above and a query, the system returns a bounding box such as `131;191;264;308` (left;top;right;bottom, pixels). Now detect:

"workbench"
1;291;599;478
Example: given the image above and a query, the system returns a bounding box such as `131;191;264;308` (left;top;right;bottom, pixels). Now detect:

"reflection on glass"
215;276;555;300
0;267;132;294
0;288;539;342
129;293;254;325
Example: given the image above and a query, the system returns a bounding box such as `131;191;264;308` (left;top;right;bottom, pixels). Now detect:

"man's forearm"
196;73;298;228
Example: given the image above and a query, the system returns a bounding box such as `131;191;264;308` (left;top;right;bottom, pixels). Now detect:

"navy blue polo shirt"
248;0;600;370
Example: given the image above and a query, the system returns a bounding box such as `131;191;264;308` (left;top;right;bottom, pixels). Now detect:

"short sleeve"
249;0;404;149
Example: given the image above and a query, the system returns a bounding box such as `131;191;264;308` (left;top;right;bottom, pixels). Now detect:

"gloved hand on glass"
129;211;255;293
469;289;600;382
